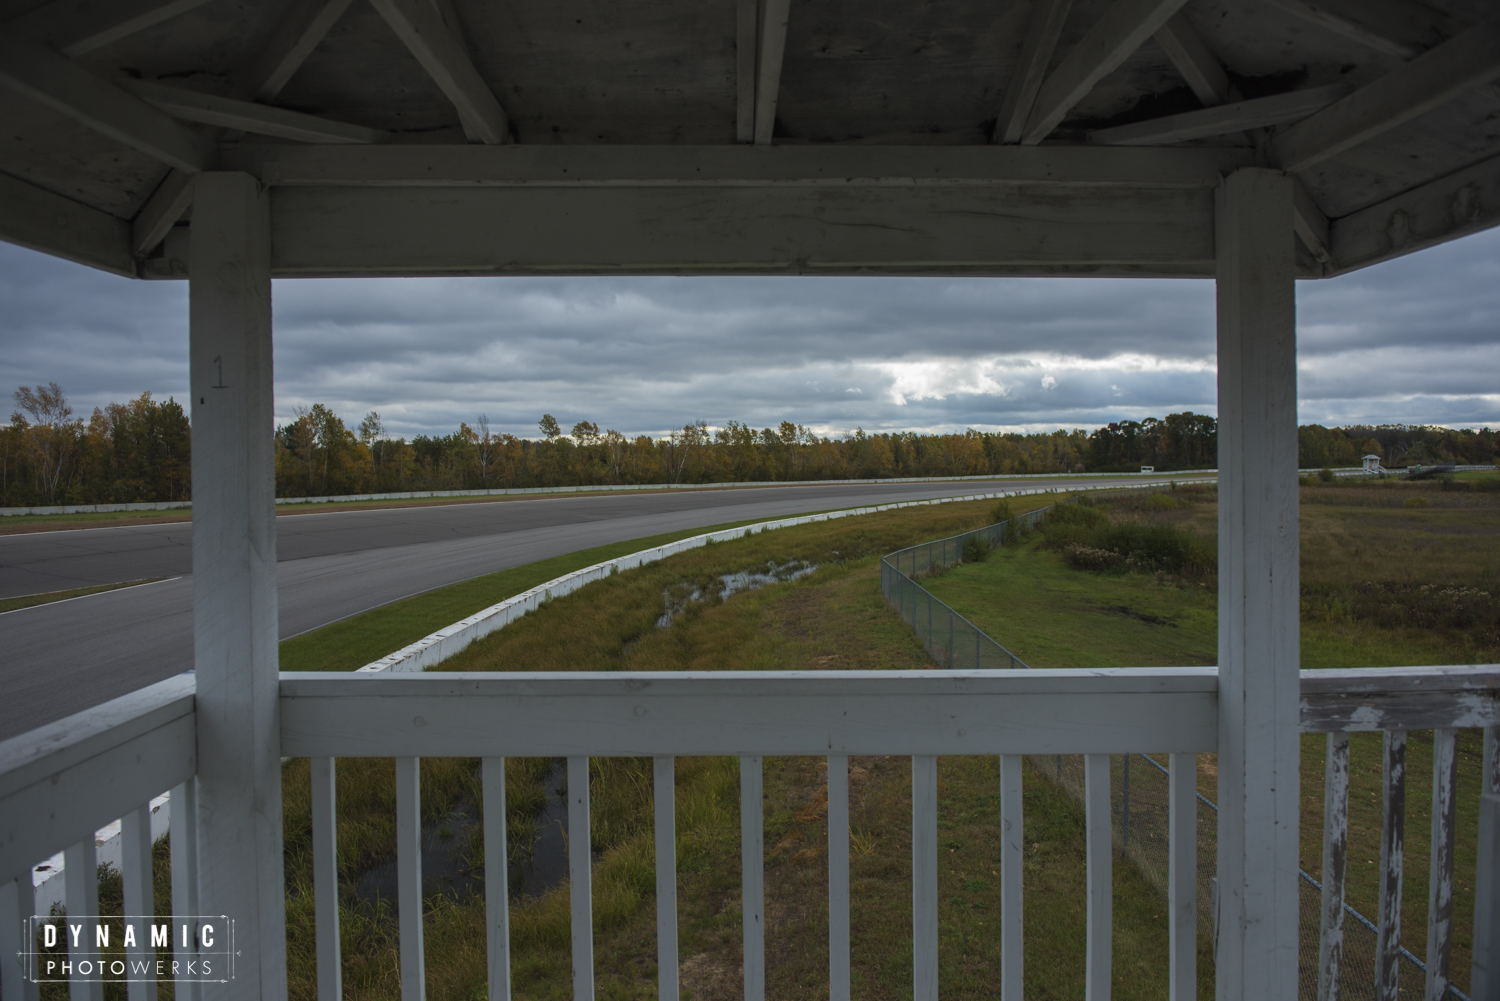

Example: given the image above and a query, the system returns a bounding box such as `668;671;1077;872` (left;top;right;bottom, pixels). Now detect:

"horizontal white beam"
1271;15;1500;173
264;182;1217;277
1301;665;1500;730
120;78;390;144
1261;0;1461;61
281;669;1221;757
5;0;215;58
368;0;509;144
0;34;215;173
0;170;135;276
219;142;1252;188
1021;0;1188;144
1089;83;1348;145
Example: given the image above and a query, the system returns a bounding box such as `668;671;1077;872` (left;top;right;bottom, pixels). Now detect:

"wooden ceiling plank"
1260;0;1461;61
121;79;391;144
241;0;356;102
0;35;214;173
131;170;194;259
366;0;509;144
1021;0;1189;145
1088;83;1349;145
1152;11;1230;106
735;0;757;143
993;0;1074;145
6;0;216;59
1271;16;1500;174
753;0;790;145
0;170;135;277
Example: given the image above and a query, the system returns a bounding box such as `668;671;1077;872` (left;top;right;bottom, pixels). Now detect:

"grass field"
0;577;165;614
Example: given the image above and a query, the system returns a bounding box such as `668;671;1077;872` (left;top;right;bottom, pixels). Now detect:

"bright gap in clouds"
0;226;1497;439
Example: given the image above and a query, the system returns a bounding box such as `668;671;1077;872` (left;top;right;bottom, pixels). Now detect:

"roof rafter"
1088;83;1348;145
993;0;1074;145
753;0;791;145
1021;0;1188;145
735;0;756;142
0;171;134;276
1260;0;1459;61
120;79;391;144
132;170;193;259
0;34;214;173
1271;15;1500;174
5;0;215;59
241;0;355;103
367;0;510;144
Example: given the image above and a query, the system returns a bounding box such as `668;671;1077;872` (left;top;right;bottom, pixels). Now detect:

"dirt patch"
1101;604;1177;627
679;952;743;1001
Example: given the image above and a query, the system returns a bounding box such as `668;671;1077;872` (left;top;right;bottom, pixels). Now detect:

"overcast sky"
2;225;1497;440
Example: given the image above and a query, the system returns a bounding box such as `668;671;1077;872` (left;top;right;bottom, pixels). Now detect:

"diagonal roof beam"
735;0;757;142
1260;0;1459;61
1020;0;1187;144
240;0;355;102
367;0;510;144
753;0;791;145
0;34;214;173
993;0;1074;145
5;0;216;58
1271;15;1500;174
1088;83;1349;145
120;79;391;144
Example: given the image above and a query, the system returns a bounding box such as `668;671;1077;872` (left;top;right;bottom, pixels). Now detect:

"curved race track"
0;476;1205;740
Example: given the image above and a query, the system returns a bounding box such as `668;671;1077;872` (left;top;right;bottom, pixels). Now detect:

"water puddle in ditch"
656;560;818;628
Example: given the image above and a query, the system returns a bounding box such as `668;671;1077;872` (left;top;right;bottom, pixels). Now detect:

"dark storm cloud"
1;224;1497;438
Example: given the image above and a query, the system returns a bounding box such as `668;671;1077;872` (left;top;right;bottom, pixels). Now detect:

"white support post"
1474;792;1500;999
1425;728;1458;1001
567;756;594;1001
827;755;851;1001
1214;167;1300;1001
740;755;764;1001
188;171;285;1001
169;780;200;1001
0;876;39;1001
912;755;939;1001
1083;754;1111;1001
1168;752;1197;1001
654;757;679;1001
1317;734;1349;1001
1375;731;1407;1001
395;757;425;1001
999;754;1024;1001
121;803;158;1001
482;758;511;1001
64;838;102;1001
310;758;341;1001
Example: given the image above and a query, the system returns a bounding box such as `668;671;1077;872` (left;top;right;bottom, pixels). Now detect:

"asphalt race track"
0;476;1208;740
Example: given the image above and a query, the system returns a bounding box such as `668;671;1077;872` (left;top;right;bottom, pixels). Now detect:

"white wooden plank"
1271;16;1500;174
1214;169;1300;1001
1083;754;1111;1001
567;756;593;1001
1168;753;1196;1001
1;876;40;1001
753;0;790;145
132;171;194;259
1153;12;1230;105
367;0;509;144
310;757;341;1001
1374;731;1407;1001
64;837;103;1001
1021;0;1189;144
740;756;764;1001
1260;0;1460;61
5;0;216;58
999;754;1024;1001
734;0;756;143
244;0;356;102
169;780;199;1001
121;803;157;1001
653;757;678;1001
280;670;1221;759
1089;84;1348;145
0;35;214;173
912;755;938;1001
0;168;135;278
482;758;511;1001
1317;734;1349;1001
827;755;850;1001
119;80;390;144
395;757;425;1001
1424;728;1457;1001
993;0;1074;144
1474;792;1500;1001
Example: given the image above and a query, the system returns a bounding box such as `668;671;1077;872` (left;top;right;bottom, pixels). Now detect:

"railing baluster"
64;835;103;1001
169;780;199;1001
310;757;342;1001
1168;753;1196;1001
1375;730;1407;1001
1;874;40;1001
1475;791;1500;998
567;756;594;1001
1318;734;1349;1001
827;754;851;1001
481;758;511;1001
1084;754;1111;1001
999;754;1024;1001
1486;725;1499;795
912;754;938;1001
395;756;426;1001
121;802;157;1001
654;757;679;1001
1425;728;1458;1001
740;755;765;1001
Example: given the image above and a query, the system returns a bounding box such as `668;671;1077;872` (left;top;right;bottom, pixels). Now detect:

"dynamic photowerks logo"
21;916;235;985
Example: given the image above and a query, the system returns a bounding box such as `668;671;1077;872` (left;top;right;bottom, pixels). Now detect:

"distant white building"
1140;465;1154;473
1363;454;1383;472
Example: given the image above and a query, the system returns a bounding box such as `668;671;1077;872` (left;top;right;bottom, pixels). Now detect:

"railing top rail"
1301;664;1500;693
1300;664;1500;732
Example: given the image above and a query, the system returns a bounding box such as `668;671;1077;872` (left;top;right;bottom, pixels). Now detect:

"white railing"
3;665;1498;1001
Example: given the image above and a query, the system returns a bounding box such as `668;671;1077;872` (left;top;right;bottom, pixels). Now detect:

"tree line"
6;383;1496;506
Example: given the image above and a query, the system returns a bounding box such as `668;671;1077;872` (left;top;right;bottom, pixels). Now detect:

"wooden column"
189;171;286;1001
1214;167;1300;1001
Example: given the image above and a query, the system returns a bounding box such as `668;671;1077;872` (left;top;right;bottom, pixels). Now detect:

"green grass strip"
0;578;166;615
